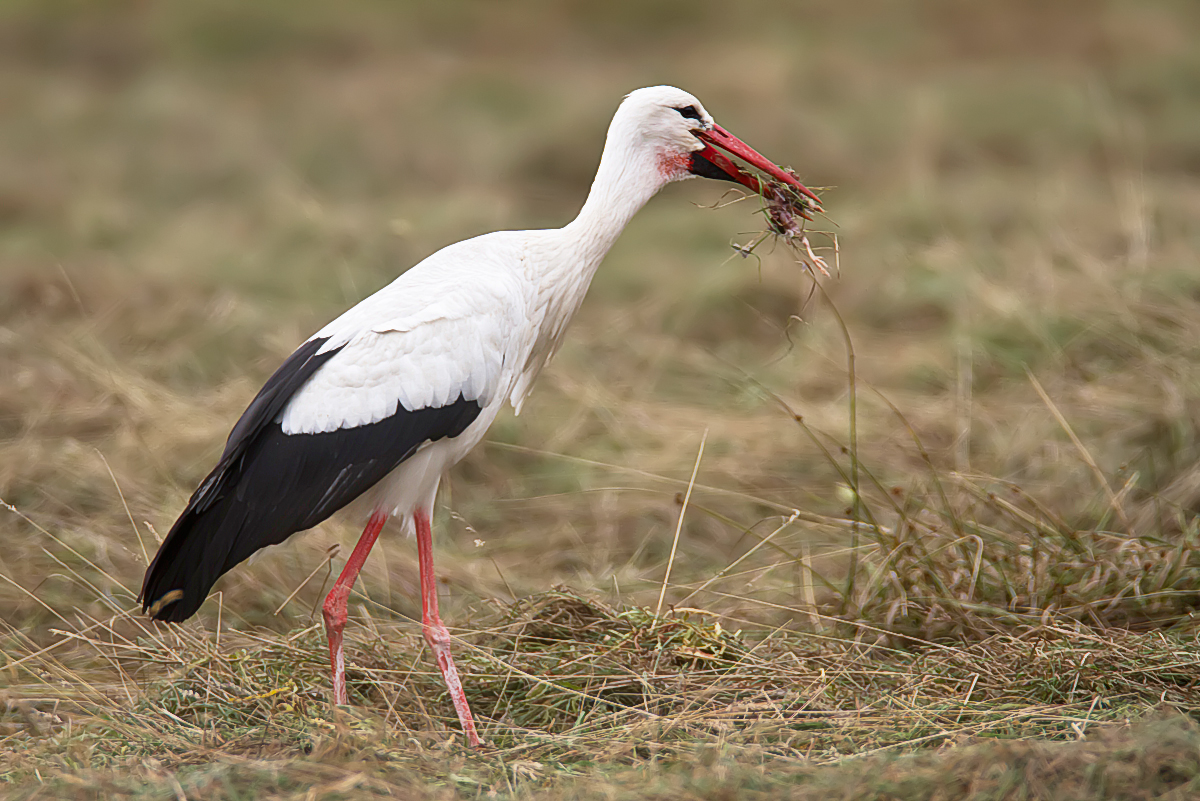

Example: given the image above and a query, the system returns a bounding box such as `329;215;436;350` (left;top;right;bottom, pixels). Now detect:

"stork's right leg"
322;509;388;705
414;508;481;748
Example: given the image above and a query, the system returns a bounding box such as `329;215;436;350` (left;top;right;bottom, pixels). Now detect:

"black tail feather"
141;495;251;621
140;396;483;622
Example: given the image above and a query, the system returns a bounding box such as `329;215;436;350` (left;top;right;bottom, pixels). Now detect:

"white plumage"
141;85;822;749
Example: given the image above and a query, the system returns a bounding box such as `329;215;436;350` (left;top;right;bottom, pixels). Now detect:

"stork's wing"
140;315;503;622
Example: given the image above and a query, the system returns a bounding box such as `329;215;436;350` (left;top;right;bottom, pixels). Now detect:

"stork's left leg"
323;508;388;705
414;508;481;748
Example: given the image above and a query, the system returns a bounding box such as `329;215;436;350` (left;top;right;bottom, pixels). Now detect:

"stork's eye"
674;105;702;122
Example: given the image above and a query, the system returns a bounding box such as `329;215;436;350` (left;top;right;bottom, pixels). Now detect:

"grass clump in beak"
725;172;835;279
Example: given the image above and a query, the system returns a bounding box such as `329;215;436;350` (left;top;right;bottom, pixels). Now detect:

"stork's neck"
506;131;672;413
558;142;667;272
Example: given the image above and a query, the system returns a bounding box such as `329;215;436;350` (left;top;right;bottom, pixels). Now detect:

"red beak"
692;123;822;218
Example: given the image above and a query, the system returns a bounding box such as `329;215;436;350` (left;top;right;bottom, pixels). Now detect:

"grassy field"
4;1;1200;797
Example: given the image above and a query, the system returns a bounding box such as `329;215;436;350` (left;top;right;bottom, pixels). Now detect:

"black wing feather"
141;337;483;622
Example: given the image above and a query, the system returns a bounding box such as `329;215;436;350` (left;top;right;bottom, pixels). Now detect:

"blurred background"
3;0;1200;637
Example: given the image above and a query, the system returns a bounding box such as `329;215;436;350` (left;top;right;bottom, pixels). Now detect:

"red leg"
322;508;388;705
415;508;481;748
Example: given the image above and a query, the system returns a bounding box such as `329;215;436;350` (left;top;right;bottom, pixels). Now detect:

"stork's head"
613;86;821;214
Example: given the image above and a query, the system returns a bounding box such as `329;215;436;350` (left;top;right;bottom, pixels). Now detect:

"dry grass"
4;591;1200;798
4;0;1200;797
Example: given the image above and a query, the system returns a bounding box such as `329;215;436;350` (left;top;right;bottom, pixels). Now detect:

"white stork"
140;86;821;748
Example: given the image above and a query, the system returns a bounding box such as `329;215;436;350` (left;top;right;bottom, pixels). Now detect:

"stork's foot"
423;615;481;748
322;592;350;705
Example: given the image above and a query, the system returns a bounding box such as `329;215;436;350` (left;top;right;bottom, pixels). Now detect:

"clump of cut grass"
450;589;750;736
727;178;835;280
700;140;832;279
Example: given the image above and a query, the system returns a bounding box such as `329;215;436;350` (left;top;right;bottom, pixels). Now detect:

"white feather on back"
280;234;531;435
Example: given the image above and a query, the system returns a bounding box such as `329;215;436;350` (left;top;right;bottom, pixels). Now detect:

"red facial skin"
657;151;694;180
